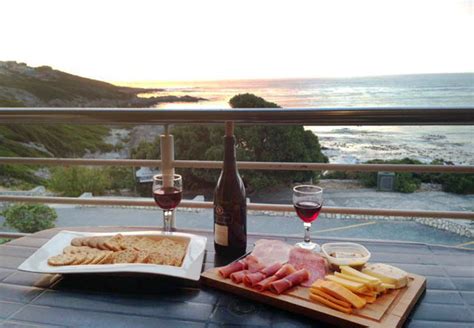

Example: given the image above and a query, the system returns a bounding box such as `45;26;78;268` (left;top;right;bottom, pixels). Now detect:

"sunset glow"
1;0;473;82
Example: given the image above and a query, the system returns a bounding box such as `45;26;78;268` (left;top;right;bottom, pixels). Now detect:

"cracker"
48;254;76;266
82;253;97;264
70;237;84;247
134;250;150;263
96;237;110;250
87;236;102;249
71;253;88;265
90;252;107;264
112;249;138;264
99;252;114;264
132;237;159;251
119;236;142;250
104;234;124;251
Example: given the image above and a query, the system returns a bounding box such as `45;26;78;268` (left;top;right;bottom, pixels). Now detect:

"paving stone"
0;246;36;259
425;277;457;290
460;291;474;305
411;303;474;322
0;301;23;319
422;290;465;305
32;289;214;321
0;283;44;303
0;320;65;327
0;256;25;269
451;278;474;292
209;302;272;326
2;272;61;288
0;269;14;282
444;266;474;278
408;320;474;328
12;305;206;328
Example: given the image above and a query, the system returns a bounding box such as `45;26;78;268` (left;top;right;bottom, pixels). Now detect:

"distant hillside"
0;61;204;107
0;61;205;187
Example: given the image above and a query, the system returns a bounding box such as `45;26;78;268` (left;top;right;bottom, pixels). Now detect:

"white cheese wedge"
362;263;408;289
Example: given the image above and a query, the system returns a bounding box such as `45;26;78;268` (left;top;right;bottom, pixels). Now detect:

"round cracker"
71;253;88;265
112;249;138;264
81;253;97;264
48;254;76;266
71;237;84;247
99;252;114;264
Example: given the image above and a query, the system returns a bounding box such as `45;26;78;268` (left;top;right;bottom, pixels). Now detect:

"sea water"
144;73;474;164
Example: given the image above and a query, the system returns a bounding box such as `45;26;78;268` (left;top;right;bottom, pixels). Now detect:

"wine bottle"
213;122;247;257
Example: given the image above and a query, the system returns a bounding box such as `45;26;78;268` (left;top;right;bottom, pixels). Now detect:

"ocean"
132;73;474;165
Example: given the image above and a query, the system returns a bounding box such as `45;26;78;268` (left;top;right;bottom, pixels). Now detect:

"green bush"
103;166;136;191
440;174;474;194
48;166;110;197
2;203;57;233
132;94;328;192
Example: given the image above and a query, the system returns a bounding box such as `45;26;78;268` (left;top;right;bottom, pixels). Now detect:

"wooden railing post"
160;124;176;229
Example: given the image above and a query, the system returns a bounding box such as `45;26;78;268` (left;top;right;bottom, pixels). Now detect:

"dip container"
321;242;371;270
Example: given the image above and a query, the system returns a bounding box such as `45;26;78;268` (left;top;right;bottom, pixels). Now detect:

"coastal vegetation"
2;203;57;233
0;61;203;188
132;93;328;192
327;158;474;194
48;166;135;197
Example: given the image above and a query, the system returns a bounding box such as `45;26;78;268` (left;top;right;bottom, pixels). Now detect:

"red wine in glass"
153;187;182;210
294;201;322;223
152;174;183;232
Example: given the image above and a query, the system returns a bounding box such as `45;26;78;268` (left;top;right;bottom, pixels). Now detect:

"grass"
0;238;11;245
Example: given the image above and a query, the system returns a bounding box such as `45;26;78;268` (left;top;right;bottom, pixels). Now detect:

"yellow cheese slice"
325;275;367;293
340;265;381;284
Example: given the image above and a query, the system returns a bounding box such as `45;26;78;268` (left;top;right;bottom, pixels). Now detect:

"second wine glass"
293;185;323;252
152;174;182;232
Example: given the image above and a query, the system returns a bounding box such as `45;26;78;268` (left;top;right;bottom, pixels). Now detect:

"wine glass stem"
163;210;173;232
304;222;311;243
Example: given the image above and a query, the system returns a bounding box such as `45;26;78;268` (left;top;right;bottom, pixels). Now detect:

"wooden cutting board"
201;268;426;328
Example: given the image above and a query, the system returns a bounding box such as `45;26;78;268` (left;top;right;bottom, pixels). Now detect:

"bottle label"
214;223;228;246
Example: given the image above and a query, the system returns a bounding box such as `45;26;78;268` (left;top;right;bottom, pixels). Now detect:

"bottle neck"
223;135;237;172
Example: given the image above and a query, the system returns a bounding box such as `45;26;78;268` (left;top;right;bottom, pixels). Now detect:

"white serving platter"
18;230;207;281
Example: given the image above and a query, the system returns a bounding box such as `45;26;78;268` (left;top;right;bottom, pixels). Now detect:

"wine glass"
293;185;323;252
152;174;182;232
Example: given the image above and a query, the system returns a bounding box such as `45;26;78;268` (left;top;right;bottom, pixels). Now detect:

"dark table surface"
0;226;473;328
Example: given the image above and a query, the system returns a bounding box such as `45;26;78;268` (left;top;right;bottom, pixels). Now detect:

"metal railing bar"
0;195;472;220
0;107;473;125
1;157;473;173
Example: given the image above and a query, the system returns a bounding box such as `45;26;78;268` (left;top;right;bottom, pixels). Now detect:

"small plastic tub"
321;242;371;271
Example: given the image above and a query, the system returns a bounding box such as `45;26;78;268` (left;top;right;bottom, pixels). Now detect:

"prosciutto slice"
230;270;248;284
255;264;296;292
288;248;327;287
251;239;293;267
243;262;282;287
269;269;310;294
218;255;261;278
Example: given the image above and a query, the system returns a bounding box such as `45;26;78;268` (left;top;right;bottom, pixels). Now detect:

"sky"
1;0;473;82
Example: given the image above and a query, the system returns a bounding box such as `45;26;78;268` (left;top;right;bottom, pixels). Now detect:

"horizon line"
112;71;474;85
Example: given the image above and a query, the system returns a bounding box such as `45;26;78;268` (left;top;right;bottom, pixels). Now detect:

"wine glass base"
295;241;321;253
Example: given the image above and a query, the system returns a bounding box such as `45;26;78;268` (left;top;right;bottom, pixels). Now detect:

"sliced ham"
254;275;278;292
218;255;261;278
288;248;327;287
269;269;310;294
243;262;283;287
230;270;248;284
251;239;293;267
219;260;247;278
255;264;296;292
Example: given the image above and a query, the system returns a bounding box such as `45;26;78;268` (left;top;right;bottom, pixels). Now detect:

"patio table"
0;226;472;327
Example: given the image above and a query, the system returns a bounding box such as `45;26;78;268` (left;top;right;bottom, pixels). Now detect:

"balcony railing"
1;107;473;238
